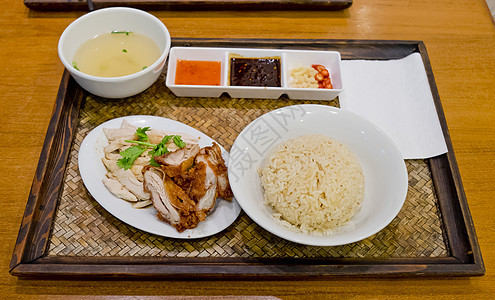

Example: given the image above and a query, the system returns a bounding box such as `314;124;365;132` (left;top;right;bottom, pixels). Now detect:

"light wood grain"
1;0;494;298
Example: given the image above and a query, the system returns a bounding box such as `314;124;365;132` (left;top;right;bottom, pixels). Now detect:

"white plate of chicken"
78;115;242;238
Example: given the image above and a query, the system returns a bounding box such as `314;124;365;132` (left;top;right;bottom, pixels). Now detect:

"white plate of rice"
228;104;408;246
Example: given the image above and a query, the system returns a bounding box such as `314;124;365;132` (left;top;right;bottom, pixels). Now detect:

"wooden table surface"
1;0;494;298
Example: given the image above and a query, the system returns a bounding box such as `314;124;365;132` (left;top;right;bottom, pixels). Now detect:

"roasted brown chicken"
143;142;233;232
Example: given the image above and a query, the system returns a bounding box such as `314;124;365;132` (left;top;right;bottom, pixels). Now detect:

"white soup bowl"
58;7;171;98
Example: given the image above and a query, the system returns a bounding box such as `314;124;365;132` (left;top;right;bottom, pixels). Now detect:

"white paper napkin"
339;53;448;159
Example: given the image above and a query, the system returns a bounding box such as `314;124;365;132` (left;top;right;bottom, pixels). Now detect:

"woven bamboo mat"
47;74;448;258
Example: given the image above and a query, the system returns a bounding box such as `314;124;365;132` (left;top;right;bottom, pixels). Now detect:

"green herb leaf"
117;145;146;170
149;158;161;168
161;135;174;145
72;61;80;71
148;135;173;158
142;66;148;70
111;30;132;35
149;141;168;157
135;127;150;142
124;140;155;148
153;143;169;156
122;49;127;53
173;135;186;148
117;127;187;170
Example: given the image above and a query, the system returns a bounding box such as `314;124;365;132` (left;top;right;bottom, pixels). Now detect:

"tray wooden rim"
24;0;353;12
9;38;485;278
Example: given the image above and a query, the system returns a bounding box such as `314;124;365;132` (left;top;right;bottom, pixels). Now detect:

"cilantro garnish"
136;127;150;142
173;135;186;148
111;30;132;35
122;49;128;53
149;159;161;168
148;135;173;167
117;127;186;169
117;145;146;170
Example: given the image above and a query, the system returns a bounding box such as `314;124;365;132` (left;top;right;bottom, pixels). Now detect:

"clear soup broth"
72;31;161;77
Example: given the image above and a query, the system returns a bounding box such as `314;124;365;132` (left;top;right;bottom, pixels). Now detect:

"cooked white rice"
259;134;364;235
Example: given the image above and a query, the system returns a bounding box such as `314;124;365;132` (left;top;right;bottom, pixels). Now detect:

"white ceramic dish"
228;104;408;246
58;7;171;98
78;115;242;239
166;47;343;100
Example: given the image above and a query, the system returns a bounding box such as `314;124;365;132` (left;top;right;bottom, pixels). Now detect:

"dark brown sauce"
230;57;281;87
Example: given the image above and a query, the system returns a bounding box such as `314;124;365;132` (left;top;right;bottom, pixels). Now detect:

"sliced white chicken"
102;127;136;142
104;138;134;154
101;158;150;200
149;129;199;146
104;152;122;161
120;119;137;129
102;178;138;202
130;156;153;182
132;200;152;209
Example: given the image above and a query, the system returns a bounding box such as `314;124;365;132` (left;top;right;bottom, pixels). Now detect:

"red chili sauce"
175;59;222;86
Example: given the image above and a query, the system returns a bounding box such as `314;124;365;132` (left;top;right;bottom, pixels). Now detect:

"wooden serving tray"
9;38;484;278
24;0;352;11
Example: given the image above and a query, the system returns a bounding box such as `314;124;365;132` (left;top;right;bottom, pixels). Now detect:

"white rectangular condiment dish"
165;47;343;100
